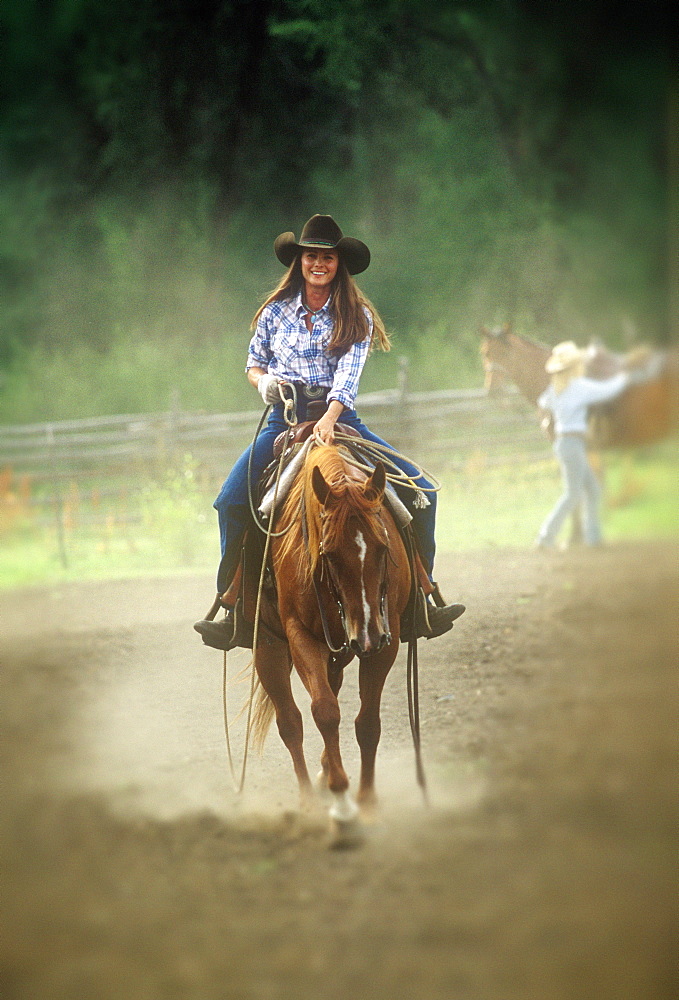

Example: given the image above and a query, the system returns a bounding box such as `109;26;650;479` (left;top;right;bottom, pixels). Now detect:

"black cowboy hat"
274;214;370;275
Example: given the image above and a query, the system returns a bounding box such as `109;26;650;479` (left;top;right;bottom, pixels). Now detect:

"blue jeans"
213;400;437;592
538;434;602;546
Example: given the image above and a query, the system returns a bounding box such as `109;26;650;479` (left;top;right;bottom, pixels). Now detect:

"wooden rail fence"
0;386;546;479
0;385;550;566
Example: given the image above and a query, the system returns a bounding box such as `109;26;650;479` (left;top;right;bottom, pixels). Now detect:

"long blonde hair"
251;255;390;355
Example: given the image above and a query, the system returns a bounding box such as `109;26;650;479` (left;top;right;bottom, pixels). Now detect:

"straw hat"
274;214;371;275
545;341;585;374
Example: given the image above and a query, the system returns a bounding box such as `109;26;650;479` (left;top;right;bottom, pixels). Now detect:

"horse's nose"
349;632;390;658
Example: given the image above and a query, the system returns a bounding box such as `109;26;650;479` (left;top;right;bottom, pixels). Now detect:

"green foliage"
0;1;671;421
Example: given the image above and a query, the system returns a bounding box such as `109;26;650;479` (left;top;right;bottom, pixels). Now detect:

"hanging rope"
222;382;298;794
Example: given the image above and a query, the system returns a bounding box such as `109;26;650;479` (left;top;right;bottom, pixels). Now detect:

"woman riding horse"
195;215;465;650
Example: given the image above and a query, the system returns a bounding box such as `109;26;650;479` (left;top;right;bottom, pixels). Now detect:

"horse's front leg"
286;624;358;826
254;639;313;803
318;659;346;793
355;642;398;813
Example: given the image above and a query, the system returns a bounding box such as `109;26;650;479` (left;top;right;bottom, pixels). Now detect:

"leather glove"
257;373;281;405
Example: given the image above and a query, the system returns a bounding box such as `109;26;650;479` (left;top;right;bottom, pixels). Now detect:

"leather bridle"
301;494;392;656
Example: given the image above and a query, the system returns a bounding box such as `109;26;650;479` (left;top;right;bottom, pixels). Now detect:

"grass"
0;443;677;591
437;443;679;552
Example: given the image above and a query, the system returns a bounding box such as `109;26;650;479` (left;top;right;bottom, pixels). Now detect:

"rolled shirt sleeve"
246;309;275;371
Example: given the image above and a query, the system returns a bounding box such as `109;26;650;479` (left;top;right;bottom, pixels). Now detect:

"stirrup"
194;598;254;651
418;591;465;639
201;592;227;622
400;588;465;642
194;610;236;651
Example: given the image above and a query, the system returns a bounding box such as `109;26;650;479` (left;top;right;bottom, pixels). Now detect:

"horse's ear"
480;325;489;337
364;461;386;501
502;322;511;336
311;464;330;506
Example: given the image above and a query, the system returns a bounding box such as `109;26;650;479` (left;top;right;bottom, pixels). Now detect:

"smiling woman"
193;213;465;653
300;249;339;309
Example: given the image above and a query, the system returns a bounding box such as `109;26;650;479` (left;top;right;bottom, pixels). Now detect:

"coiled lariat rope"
314;428;440;504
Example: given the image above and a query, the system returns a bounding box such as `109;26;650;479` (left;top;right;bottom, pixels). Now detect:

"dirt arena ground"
1;541;677;1000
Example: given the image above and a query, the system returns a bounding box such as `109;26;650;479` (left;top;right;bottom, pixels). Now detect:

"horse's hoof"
328;790;362;848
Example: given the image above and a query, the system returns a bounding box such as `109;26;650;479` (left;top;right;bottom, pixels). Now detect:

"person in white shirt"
535;341;631;548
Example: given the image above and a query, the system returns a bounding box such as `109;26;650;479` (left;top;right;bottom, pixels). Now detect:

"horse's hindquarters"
592;376;677;448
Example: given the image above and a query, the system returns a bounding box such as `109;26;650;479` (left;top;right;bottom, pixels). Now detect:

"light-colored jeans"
538;434;602;546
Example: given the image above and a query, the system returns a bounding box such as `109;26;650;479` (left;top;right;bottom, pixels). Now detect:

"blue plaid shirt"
246;291;372;410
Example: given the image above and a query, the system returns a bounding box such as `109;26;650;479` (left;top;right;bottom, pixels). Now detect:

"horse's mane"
276;445;386;586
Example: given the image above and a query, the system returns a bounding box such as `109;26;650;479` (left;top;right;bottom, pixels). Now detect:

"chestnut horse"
251;443;412;828
479;323;679;449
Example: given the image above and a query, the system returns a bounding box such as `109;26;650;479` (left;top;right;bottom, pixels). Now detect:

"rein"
301;489;393;659
401;526;429;804
246;387;301;538
324;430;440;503
301;492;350;656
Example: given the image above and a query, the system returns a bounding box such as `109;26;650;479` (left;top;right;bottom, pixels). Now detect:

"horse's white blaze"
355;529;370;643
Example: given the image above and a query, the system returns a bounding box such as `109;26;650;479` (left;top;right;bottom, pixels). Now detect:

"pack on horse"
479;323;678;449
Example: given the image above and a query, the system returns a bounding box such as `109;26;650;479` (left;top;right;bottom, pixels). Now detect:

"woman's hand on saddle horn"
314;401;344;445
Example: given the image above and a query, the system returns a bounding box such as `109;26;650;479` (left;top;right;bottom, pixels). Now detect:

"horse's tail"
251;680;277;754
